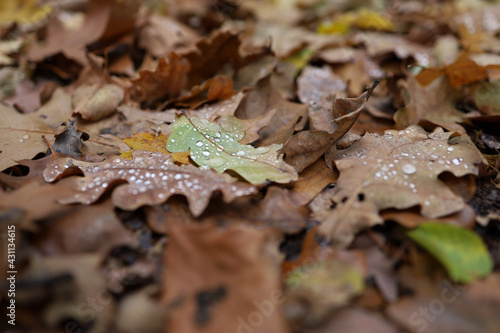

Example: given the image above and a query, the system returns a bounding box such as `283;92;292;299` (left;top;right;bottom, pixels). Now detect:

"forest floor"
1;0;500;332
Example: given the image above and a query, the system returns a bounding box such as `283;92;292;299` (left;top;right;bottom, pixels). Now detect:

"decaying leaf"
167;115;298;184
313;125;486;245
43;150;256;216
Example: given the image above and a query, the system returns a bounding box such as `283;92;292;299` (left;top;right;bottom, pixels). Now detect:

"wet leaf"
43;150;256;216
0;89;72;171
407;222;493;283
167;115;298;184
313;125;486;245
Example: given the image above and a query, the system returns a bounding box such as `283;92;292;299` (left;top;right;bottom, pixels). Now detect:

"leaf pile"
2;1;500;333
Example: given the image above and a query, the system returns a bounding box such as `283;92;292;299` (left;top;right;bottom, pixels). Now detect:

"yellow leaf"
0;0;53;26
120;133;170;159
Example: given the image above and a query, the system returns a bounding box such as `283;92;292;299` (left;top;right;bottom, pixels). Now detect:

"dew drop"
402;163;417;175
195;141;203;147
22;134;30;140
202;151;210;157
447;147;454;152
452;158;460;165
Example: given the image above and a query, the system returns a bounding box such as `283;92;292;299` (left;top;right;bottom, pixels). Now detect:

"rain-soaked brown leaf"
313;125;486;245
162;224;287;333
0;89;72;172
43;150;256;216
72;83;124;121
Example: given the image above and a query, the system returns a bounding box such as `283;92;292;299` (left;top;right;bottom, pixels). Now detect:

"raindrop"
195;141;203;147
202;151;210;157
447;147;454;152
452;158;460;165
22;134;30;140
402;163;417;175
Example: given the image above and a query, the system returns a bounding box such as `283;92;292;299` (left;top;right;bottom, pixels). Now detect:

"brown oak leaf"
312;126;487;245
43;151;256;216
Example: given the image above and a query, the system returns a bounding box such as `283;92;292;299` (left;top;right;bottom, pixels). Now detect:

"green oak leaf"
166;115;298;184
407;222;493;283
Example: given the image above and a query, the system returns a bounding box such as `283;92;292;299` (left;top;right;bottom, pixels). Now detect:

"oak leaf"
166;115;298;184
0;89;72;171
43;151;256;217
312;126;487;245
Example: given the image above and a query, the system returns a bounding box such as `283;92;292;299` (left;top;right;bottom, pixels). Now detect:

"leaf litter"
2;1;500;333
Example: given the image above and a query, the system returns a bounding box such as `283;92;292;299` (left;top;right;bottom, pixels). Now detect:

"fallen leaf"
121;132;170;159
0;89;72;171
0;0;52;26
314;125;486;245
283;84;376;172
130;52;190;103
297;65;346;133
162;224;287;333
43;150;256;216
416;53;500;87
72;83;124;121
52;121;89;156
407;222;493;283
27;0;138;65
167;115;298;184
395;75;467;134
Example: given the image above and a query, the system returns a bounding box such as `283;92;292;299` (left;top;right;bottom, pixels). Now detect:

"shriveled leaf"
407;222;493;283
43;151;256;216
283;83;376;172
72;83;124;121
167;115;297;184
52;121;89;156
313;125;486;245
0;89;72;171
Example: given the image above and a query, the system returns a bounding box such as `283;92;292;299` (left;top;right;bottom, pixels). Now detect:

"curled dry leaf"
72;83;124;121
283;83;377;172
167;115;298;184
312;125;487;245
43;150;256;217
